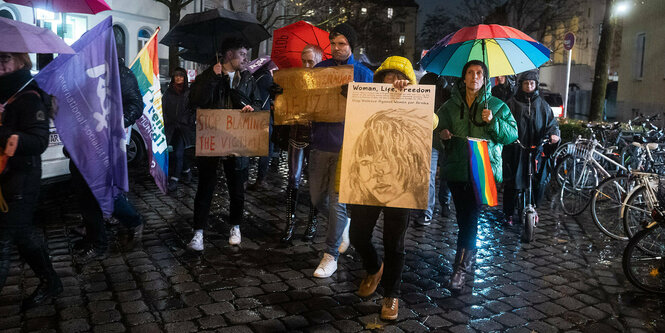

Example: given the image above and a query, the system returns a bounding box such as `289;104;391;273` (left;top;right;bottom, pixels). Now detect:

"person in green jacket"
434;60;518;292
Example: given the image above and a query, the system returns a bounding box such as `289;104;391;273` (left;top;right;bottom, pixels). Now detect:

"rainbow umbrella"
421;24;551;78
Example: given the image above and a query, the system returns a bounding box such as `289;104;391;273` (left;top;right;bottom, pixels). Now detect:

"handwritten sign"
273;65;354;124
196;109;270;157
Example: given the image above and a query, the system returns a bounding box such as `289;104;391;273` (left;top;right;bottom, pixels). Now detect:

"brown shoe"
357;262;384;297
380;297;399;320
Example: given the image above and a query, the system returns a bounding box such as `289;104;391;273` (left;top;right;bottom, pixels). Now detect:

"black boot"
21;249;63;311
448;248;477;293
281;187;298;243
302;205;318;241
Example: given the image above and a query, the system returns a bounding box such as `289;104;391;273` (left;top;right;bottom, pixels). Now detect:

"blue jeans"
308;149;348;259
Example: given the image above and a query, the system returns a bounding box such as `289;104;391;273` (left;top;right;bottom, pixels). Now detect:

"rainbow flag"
468;138;498;206
129;27;168;194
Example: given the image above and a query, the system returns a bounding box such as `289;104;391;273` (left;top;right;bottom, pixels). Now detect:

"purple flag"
35;16;127;216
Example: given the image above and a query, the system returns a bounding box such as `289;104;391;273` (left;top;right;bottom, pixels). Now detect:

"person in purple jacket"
309;23;374;278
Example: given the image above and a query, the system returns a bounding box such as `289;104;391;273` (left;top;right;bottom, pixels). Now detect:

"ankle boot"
281;187;298;243
302;205;318;241
21;249;63;311
448;248;477;292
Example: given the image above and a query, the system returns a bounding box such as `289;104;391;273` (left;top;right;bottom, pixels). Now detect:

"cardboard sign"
273;65;354;124
339;82;435;210
196;109;270;157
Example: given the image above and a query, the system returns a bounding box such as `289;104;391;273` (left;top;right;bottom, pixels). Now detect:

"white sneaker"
313;253;338;278
187;232;204;251
338;218;350;254
229;225;241;245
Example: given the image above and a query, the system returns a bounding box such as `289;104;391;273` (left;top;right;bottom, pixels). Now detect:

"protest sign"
196;109;270;157
273;65;353;124
339;82;435;210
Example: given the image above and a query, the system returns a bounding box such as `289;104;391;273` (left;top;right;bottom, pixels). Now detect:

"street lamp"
614;1;631;17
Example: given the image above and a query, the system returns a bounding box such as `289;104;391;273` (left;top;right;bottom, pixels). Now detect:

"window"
113;25;127;61
138;28;152;51
398;35;405;46
0;8;15;20
634;32;646;80
361;7;367;15
387;8;393;19
398;22;405;33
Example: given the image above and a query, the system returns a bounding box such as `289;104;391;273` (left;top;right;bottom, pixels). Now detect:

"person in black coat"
0;52;62;311
491;75;516;103
163;67;195;191
71;58;145;263
246;60;275;190
186;38;262;251
502;70;560;224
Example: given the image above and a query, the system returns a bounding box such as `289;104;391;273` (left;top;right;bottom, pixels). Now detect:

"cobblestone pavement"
2;160;665;332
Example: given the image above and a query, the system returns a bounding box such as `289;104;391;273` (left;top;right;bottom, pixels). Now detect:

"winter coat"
491;82;515;103
434;81;518;183
0;68;50;227
188;66;262;111
503;89;560;189
119;65;143;128
312;54;373;152
163;84;195;148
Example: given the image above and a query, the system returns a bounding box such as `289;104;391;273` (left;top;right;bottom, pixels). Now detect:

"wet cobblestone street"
2;160;665;332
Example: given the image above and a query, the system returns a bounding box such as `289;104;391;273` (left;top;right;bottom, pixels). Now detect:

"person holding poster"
309;23;373;278
435;60;518;293
346;56;424;320
187;38;262;251
281;44;324;243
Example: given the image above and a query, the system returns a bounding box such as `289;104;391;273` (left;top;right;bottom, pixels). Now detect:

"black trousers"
0;226;57;292
193;156;248;230
349;204;410;298
449;182;481;250
502;182;547;218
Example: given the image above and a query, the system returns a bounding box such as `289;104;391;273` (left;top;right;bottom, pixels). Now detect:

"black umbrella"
178;49;220;64
160;7;271;60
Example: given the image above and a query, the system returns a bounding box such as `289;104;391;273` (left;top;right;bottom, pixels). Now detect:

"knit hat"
330;23;357;51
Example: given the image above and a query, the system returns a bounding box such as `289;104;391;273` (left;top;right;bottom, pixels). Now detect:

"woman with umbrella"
435;60;518;293
0;52;62;310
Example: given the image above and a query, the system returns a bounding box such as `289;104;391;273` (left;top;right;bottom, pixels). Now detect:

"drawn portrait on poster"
339;82;435;210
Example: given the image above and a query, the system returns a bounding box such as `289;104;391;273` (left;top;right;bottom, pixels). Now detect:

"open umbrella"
0;16;74;54
420;24;550;78
271;20;331;69
160;7;271;62
5;0;111;15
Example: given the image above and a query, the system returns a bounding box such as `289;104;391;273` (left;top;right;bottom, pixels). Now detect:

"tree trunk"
168;7;181;75
589;0;615;121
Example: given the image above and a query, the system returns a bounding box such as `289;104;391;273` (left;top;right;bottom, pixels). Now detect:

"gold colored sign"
273;65;354;124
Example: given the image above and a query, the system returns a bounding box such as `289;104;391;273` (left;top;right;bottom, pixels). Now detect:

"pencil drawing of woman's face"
358;152;405;204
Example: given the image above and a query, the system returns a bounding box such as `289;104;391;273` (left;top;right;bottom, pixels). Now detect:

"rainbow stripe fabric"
129;27;169;194
468;138;498;207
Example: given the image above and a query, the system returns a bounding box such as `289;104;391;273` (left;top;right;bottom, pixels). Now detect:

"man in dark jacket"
491;75;516;103
73;58;145;263
187;38;262;251
502;70;560;224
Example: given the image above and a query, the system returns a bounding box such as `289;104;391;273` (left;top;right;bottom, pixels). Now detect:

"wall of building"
616;0;665;122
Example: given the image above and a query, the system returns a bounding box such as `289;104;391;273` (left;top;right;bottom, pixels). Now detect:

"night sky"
415;0;466;33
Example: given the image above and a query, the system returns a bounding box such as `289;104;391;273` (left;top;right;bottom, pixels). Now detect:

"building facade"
616;0;665;122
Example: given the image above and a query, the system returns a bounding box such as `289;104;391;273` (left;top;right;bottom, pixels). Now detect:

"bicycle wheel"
590;175;632;240
553;154;574;187
560;158;598;216
522;208;537;243
622;185;651;238
622;225;665;293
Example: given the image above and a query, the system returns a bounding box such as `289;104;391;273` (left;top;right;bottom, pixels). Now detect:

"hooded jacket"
434;80;518;183
503;75;560;189
188;66;262;111
163;76;195;147
119;64;143;128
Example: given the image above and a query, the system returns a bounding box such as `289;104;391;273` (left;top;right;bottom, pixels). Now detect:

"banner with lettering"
195;109;270;157
273;65;353;124
129;27;168;194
